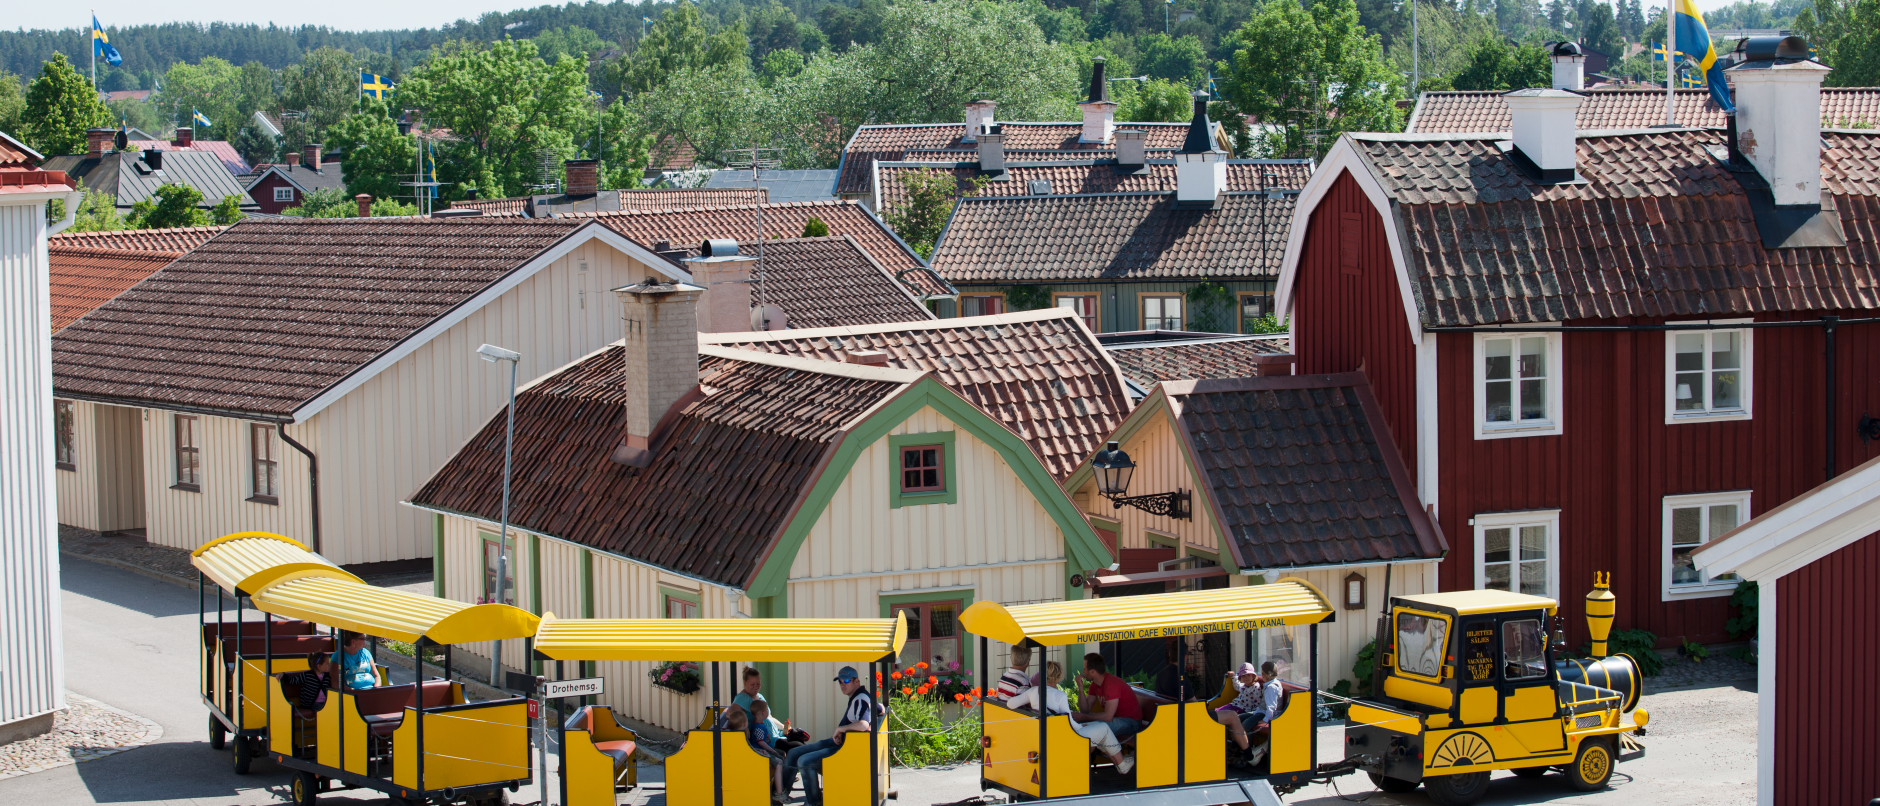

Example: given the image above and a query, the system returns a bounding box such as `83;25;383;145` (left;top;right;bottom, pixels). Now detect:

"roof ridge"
700;306;1080;344
699;344;926;384
48;244;184;258
1104;333;1290;351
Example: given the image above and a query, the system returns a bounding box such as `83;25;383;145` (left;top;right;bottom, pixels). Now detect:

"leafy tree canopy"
283;186;419;217
327;98;420;203
398;38;593;199
1221;0;1403;159
129;183;210;229
1119;79;1197;121
1449;35;1551;91
22;54;110;155
280;48;362;148
1798;0;1880;88
608;2;748;98
0;70;25;138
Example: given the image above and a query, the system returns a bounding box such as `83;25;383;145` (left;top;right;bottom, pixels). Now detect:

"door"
96;405;145;532
889;600;963;675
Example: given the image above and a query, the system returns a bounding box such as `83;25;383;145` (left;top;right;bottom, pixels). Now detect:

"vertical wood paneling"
1071;412;1221;556
53;399;97;530
141;412;300;551
1774;531;1880;806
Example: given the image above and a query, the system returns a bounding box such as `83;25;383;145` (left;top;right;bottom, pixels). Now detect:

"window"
1474;331;1563;439
1239;293;1274;333
960;295;1005;317
249;424;279;503
1501;619;1547;680
480;531;516;605
900;444;945;492
1395;612;1448;680
273;186;295;202
173;414;201;490
889;431;957;507
1667;326;1751;422
54;400;76;471
662;587;701;619
1663;491;1748;598
1141;295;1183;330
890;600;962;672
1474;510;1560;600
1054;294;1098;331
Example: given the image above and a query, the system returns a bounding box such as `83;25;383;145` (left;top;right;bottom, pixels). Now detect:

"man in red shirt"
1076;654;1146;741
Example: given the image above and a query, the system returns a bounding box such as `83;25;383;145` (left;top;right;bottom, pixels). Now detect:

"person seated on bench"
335;633;376;690
725;703;789;802
995;644;1041;700
783;666;876;806
287;653;335;716
1213;663;1267;765
1009;662;1134;774
1076;654;1146;742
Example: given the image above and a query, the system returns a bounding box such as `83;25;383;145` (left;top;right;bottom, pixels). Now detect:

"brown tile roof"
567;200;956;299
931;192;1296;284
1344;128;1880;326
836;122;1195;195
705;308;1132;480
49;225;226;253
1166;373;1445;569
447;188;768;217
0;132;39;168
449;196;530;214
1105;334;1293;390
1406;87;1880;133
49;246;179;332
409;346;918;587
730;235;935;328
874;160;1312;214
52;217;587;417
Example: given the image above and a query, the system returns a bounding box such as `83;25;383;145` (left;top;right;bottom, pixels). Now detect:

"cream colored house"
51;216;687;567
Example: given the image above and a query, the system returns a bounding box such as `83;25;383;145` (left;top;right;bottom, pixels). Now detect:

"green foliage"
1706;0;1810;29
1004;285;1055;311
609;2;749;97
1242;312;1289;334
1385;0;1500;92
1120;79;1197;122
1351;639;1378;696
1679;640;1709;662
597;98;655;189
280;48;364;149
129;184;210;230
1449;36;1551;91
1136;33;1210;84
232;124;282;167
884;692;981;766
1578;1;1622;58
801;216;829;237
530;26;618;64
211;195;246;225
1221;0;1403;160
1585;628;1665;677
1185;279;1237;333
399;39;594;199
1797;0;1880;87
153;57;241;141
282;186;420;218
1726;580;1760;639
880;168;985;259
630;62;772;169
22;54;110;156
326;98;419;203
0;70;26;138
67;184;126;233
757;48;807;86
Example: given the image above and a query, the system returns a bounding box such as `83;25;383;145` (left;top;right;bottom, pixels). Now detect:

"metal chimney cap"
684;238;759;264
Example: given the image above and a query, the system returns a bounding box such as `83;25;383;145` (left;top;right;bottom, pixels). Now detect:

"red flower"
916;662;929;669
901;687;914;696
917;685;931;695
928;675;938;685
891;671;902;679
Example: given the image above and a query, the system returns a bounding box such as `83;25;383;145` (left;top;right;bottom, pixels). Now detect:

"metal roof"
533;614;908;662
253;575;540;645
190;531;359;596
42;150;256;209
960;579;1333;647
1393;589;1558;615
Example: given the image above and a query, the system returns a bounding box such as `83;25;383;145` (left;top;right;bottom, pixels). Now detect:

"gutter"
1239;557;1440;576
277;424;320;554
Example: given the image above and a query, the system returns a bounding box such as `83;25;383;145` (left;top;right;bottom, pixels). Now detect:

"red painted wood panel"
1776;530;1880;806
248;175;296;215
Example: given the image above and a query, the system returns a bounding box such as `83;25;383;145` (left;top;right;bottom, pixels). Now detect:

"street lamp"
1091;441;1192;519
478;343;522;688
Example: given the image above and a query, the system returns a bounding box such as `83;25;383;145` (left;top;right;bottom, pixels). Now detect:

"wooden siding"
53;401;145;532
1071;409;1222;558
1241;564;1435;690
441;515;537;673
141;411;310;551
53;399;99;531
1774;530;1880;806
946;281;1276;334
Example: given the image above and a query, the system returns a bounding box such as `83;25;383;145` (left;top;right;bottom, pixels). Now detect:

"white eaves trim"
1692;454;1880;582
290;222;692;423
1272;135;1424;347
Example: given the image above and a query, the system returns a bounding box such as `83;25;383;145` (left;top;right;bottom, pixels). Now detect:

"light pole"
477;343;521;688
1166;0;1174;34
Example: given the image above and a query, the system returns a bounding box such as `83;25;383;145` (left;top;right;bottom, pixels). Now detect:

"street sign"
545;677;604;699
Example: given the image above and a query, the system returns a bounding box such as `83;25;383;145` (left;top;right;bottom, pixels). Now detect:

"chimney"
142;149;163;171
86;128;114;157
285;150;301;167
1501;88;1584;183
356;194;373;218
1549;41;1586;90
1173;92;1226;206
688;239;754;334
1728;36;1830;207
1079;58;1119;144
846;350;888;366
174;126;194;147
565;158;600;196
1115;128;1147;170
304;144;323;172
963;100;997;143
612;278;705;468
977;124;1006;172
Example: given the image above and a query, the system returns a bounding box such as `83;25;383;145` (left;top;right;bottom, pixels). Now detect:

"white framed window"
1663;491;1749;599
1665;323;1751;423
1473;329;1563;439
1141;295;1183;330
273;186;295;202
1473;510;1560;600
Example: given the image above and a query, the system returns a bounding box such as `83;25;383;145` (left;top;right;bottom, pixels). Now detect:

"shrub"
1725;580;1759;639
1582;628;1665;677
648;660;702;693
1002;285;1053;311
882;669;983;767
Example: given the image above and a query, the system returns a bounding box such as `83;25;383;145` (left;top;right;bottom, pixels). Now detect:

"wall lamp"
1090;440;1191;519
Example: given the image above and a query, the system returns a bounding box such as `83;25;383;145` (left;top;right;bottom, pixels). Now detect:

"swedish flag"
1673;0;1733;112
361;71;393;99
92;16;122;67
193;109;213;129
425;140;438;199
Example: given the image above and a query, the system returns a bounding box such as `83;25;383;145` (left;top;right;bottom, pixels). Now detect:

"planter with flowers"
648;660;702;694
880;665;985;767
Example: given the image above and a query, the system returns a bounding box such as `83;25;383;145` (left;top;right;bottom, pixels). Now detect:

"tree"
596;98;654;189
128;184;209;229
1618;0;1646;40
530;26;617;64
211;195;246;225
0;70;24;139
1385;0;1500;90
1797;0;1880;87
802;216;829;237
282;186;418;218
1119;79;1197;121
280;48;361;147
1136;33;1210;84
22;54;110;156
631;63;772;169
881;169;985;259
1578;1;1623;58
1185;280;1236;333
155;58;243;140
326;98;419;203
1220;0;1404;159
1449;36;1551;90
608;3;748;98
232;124;282;166
66;184;125;233
399;39;595;199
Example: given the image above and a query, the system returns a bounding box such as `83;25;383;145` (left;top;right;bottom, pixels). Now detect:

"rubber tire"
1367;771;1420;793
208;715;227;750
1424;770;1493;806
1511;765;1550;779
231;735;252;775
291;771;319;806
1568;737;1615;791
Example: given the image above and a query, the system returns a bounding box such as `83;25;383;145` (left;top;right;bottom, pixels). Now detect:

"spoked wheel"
231;735;253;775
1511;765;1550;778
1367;771;1420;793
208;714;227;750
291;770;319;806
1569;738;1615;791
1424;770;1492;806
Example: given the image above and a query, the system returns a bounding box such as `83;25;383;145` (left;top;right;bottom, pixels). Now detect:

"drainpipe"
1824;315;1838;481
278;425;321;554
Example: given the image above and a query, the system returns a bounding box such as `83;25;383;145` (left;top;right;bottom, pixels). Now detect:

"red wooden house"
1273;57;1880;648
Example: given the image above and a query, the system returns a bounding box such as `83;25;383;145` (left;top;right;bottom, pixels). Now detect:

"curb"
0;693;165;781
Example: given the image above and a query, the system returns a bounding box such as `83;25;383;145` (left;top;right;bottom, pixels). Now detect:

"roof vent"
846;350;889;366
977;124;1007;174
1027;179;1053;196
699;238;741;258
1501;88;1584;183
142;148;163;172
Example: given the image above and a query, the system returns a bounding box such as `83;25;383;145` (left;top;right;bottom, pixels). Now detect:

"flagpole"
1665;0;1676;125
90;12;95;92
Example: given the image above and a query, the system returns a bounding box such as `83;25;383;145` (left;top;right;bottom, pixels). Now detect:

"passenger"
782;666;877;806
1009;662;1134;774
1075;654;1146;742
995;644;1035;700
287;653;335;716
334;633;377;690
1238;661;1286;767
725;707;787;803
1152;639;1186;701
1212;663;1262;759
732;667;788;738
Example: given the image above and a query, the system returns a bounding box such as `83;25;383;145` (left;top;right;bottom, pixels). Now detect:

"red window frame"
900;444;945;493
890;600;963;673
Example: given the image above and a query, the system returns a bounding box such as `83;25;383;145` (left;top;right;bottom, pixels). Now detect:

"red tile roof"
1104;334;1293;390
127;139;251;175
731;235;935;328
52;217;588;417
1406;87;1880;133
0;132;41;168
49;246;179;332
448;197;530;214
49;225;225;253
874;160;1312;214
706;308;1132;480
836;122;1196;195
620;187;766;211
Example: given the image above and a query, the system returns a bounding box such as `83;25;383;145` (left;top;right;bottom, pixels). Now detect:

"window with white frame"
1141;295;1183;330
1663;491;1748;598
273;187;295;202
1666;326;1751;421
1474;331;1562;438
1473;510;1560;600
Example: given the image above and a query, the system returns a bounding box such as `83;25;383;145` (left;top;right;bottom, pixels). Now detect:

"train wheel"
1568;738;1614;791
208;715;226;750
1367;772;1419;793
1424;770;1492;806
291;771;319;806
231;735;252;775
1511;766;1550;778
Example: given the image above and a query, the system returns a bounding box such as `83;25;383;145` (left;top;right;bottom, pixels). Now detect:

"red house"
242;144;345;214
1273;55;1880;647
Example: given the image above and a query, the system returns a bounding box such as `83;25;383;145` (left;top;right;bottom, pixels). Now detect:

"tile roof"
244;161;347;195
52;217;586;417
49;225;226;253
703;170;838;204
41;150;255;210
1105;333;1293;391
931;192;1297;284
1343;128;1880;326
1405;87;1880;133
703;235;935;328
49;246;179;332
874;159;1312;213
447;188;769;217
836;122;1195;195
409;345;915;587
619;187;767;211
705;307;1132;480
567;200;956;299
1167;373;1445;569
128;139;251;175
448;196;530;214
0;131;41;168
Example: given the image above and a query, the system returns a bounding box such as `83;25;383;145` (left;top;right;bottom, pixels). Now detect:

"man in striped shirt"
995;644;1035;701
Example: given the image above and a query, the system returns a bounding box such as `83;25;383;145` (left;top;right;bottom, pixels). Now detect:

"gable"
1275;142;1423;345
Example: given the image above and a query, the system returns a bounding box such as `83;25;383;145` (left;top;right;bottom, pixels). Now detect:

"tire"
1511;765;1550;779
291;771;319;806
1367;771;1420;793
1424;770;1492;806
208;714;227;750
1568;737;1615;791
231;735;252;775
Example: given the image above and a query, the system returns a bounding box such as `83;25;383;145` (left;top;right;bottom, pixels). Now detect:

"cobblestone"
58;525;198;587
1651;648;1757;690
0;694;163;781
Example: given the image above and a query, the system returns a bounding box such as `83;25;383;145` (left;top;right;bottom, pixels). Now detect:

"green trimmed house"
408;302;1130;738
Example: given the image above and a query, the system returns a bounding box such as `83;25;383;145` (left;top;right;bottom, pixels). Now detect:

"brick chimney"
1502;88;1584;182
356;194;373;218
285;151;301;167
1079;58;1119;144
962;100;997;143
1728;39;1831;207
611;278;705;468
304;144;323;172
565;158;599;196
86;128;114;157
1549;42;1586;90
174;127;194;147
977;125;1006;172
689;239;754;334
1174;93;1226;205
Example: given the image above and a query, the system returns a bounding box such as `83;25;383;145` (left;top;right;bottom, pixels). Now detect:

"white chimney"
1080;58;1118;144
1115;128;1147;167
1729;55;1831;206
1502;88;1584;182
687;239;754;334
963;100;997;143
977;125;1006;172
1548;41;1586;90
612;278;704;467
1174;92;1225;205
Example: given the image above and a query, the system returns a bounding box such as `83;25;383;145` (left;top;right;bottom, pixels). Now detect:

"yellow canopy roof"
191;531;361;596
533;613;908;662
1394;589;1557;616
960;578;1333;647
252;575;540;645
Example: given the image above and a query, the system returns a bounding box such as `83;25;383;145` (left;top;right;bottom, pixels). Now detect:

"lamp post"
1091;441;1193;519
478;343;522;688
